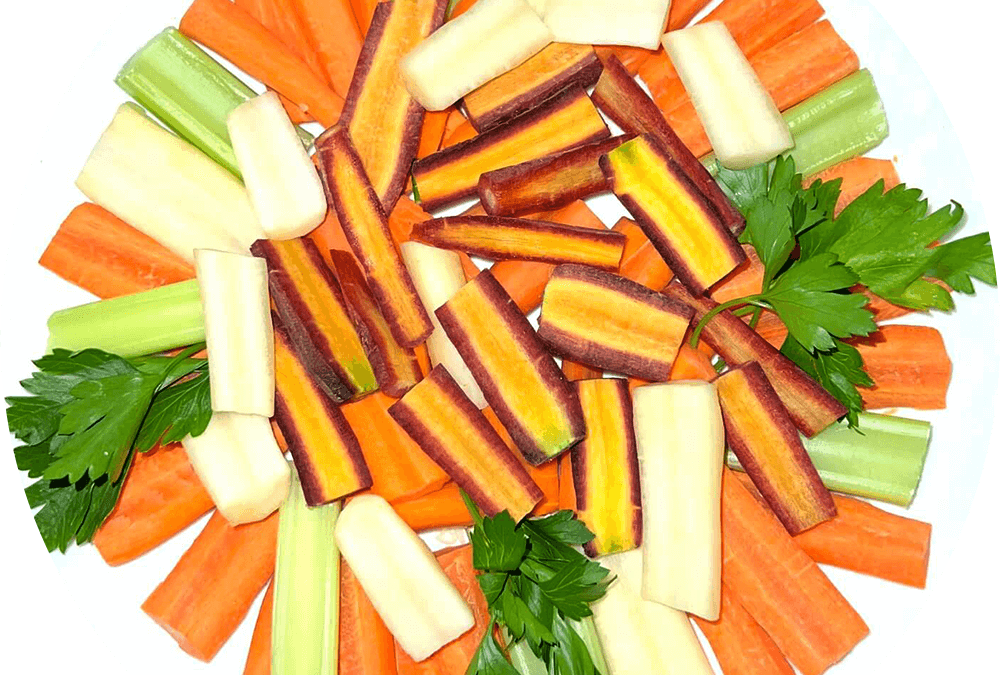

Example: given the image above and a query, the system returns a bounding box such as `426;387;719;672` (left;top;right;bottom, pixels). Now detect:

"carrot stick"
290;0;363;98
234;0;327;82
557;455;576;511
394;546;490;675
243;581;274;675
612;216;675;291
308;209;352;264
441;117;477;148
180;0;344;127
563;359;603;381
720;469;869;675
449;0;479;19
349;0;380;32
852;325;952;410
668;0;715;30
93;443;215;566
342;391;450;503
693;585;796;675
39;203;195;300
274;89;314;124
340;560;398;675
670;343;717;381
418;109;452;159
808;156;901;216
482;405;560;516
142;511;278;662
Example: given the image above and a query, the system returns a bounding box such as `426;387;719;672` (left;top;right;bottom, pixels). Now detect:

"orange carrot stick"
439;108;470;150
482;406;560;517
142;511;278;662
449;0;479;19
39;203;195;300
852;325;952;410
563;360;603;381
243;581;274;675
394;546;490;675
340;560;398;675
93;444;215;566
612;217;674;290
349;0;380;32
418;109;452;159
693;584;796;675
441;118;477;149
234;0;327;81
720;469;869;675
668;0;715;30
670;343;717;381
180;0;344;127
808;156;901;216
291;0;364;98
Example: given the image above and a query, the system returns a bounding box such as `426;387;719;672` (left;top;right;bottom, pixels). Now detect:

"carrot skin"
853;325;952;410
340;560;398;675
612;217;675;291
243;581;274;675
290;0;364;98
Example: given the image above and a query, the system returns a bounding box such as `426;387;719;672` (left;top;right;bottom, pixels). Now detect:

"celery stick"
704;69;888;177
47;279;204;358
117;28;313;179
570;616;610;674
505;635;548;675
271;466;341;675
503;617;609;674
727;412;931;507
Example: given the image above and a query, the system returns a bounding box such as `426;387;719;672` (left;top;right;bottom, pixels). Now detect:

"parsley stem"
731;306;756;317
748;306;764;330
689;295;766;348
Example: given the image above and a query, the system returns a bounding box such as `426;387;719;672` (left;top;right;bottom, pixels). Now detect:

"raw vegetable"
251;238;377;402
462;43;602;132
592;549;715;675
569;378;643;557
194;249;273;417
142;511;278;662
482;406;562;516
436;270;585;465
228;92;327;240
337;0;448;211
273;317;373;505
418;108;452;158
6;346;211;551
853;325;952;410
76;104;262;261
335;495;475;662
664;22;793;169
180;0;345;127
399;0;553;111
478;136;630;217
716;363;837;535
719;469;869;675
271;466;342;675
349;0;380;31
390;366;544;521
632;380;724;620
290;0;364;97
537;265;693;381
613;217;675;290
808;156;901;215
562;360;602;382
243;581;274;675
729;412;932;507
670;343;718;381
182;412;290;525
602;135;747;294
412;216;626;270
541;0;671;49
237;0;330;88
393;478;561;532
47;279;204;358
92;443;214;566
317;128;434;348
411;85;610;211
339;561;397;675
40;203;195;300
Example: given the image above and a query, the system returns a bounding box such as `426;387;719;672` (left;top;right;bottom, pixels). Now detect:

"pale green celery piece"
727;412;931;507
117;27;313;179
505;635;547;675
704;69;889;177
570;616;610;674
47;279;204;358
503;616;609;675
272;466;341;675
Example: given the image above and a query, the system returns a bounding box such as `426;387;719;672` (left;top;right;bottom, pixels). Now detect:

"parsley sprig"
703;156;995;426
6;346;212;552
461;493;612;675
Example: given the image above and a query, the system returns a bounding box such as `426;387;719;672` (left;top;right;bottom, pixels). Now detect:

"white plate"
1;0;997;673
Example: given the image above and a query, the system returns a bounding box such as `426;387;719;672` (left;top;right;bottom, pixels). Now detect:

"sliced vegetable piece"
243;581;273;675
349;0;380;31
569;378;642;557
400;242;487;407
808;156;901;216
271;467;341;674
93;443;213;566
317;128;433;348
335;495;475;661
400;0;553;111
663;22;792;169
329;250;422;397
852;324;952;410
481;405;562;517
462;42;602;131
411;85;610;211
394;479;558;532
670;343;718;381
418;108;452;158
142;511;278;662
612;217;675;290
252;238;377;401
632;380;724;619
478;136;630;216
290;0;363;97
194;249;273;417
273;317;373;505
666;284;847;437
437;270;585;464
412;216;626;269
76;104;262;261
719;469;869;675
542;0;671;49
47;279;204;358
339;560;398;675
390;366;543;521
538;265;692;381
562;360;602;381
336;0;448;211
601;135;746;294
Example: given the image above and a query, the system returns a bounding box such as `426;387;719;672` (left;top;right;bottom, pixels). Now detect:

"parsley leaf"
926;232;996;294
134;364;212;451
471;510;527;572
466;623;521;675
521;510;595;548
781;336;874;427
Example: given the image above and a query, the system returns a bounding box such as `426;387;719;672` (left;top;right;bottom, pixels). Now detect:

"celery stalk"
506;635;548;675
46;279;204;358
271;466;341;675
704;69;888;177
116;28;313;178
571;616;610;674
503;617;609;674
727;412;931;507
